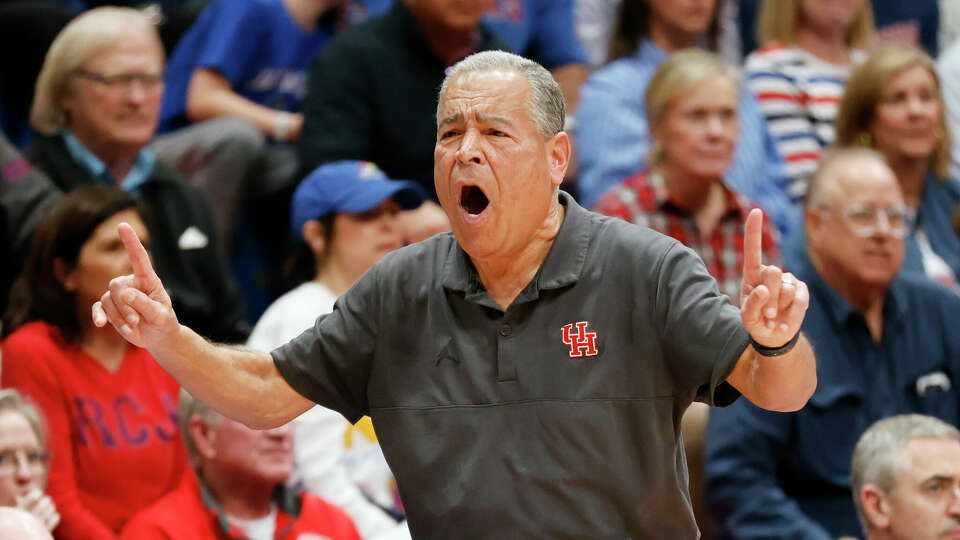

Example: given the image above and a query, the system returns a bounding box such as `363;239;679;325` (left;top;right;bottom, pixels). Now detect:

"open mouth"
460;185;489;216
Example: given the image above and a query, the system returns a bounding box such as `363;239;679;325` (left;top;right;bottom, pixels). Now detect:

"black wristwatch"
751;331;800;357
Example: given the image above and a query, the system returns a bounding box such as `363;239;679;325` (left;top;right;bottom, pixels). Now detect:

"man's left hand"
740;209;809;348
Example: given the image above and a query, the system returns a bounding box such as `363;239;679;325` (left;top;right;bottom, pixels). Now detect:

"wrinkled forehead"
83;32;164;68
900;437;960;481
438;69;530;119
825;158;903;206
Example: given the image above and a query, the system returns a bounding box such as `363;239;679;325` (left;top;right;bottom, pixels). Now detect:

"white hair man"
852;414;960;540
93;50;816;538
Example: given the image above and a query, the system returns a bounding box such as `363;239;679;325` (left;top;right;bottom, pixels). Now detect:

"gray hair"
804;147;892;210
0;389;47;454
851;414;960;532
436;50;565;138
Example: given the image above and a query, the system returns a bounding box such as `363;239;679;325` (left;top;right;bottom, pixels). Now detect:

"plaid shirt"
593;169;782;303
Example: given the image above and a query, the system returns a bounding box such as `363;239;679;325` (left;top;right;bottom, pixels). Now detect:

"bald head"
804;147;907;295
805;148;901;211
0;508;53;539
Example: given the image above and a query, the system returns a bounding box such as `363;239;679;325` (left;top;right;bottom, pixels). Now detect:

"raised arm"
186;69;303;141
92;223;313;428
725;209;817;412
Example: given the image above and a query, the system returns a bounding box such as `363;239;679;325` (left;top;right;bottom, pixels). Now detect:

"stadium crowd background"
2;0;960;538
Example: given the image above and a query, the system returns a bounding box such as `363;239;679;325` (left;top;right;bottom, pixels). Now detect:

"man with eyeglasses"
0;390;58;533
22;6;249;344
705;147;960;540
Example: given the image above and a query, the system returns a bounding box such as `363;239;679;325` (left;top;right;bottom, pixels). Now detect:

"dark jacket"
25;134;249;343
0;134;61;314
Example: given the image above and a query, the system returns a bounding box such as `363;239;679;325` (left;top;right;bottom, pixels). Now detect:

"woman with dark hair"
575;0;798;234
247;161;423;540
1;184;187;540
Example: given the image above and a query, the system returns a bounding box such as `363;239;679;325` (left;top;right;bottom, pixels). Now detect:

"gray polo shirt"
274;191;751;538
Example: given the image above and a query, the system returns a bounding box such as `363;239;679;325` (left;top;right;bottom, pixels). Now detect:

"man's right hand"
92;222;179;350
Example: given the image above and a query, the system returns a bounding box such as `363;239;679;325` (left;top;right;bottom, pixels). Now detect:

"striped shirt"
745;43;865;202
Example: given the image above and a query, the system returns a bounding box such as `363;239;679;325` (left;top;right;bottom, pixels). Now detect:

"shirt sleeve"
1;336;119;540
652;243;751;406
574;68;649;208
705;400;833;540
188;0;265;85
272;266;381;423
522;0;588;69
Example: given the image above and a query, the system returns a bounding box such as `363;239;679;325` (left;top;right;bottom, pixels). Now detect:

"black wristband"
751;331;800;357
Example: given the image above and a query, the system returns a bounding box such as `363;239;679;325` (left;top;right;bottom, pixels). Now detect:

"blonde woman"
835;45;960;291
746;0;875;201
594;49;781;302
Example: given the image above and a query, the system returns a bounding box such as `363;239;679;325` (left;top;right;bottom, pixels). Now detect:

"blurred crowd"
2;0;960;538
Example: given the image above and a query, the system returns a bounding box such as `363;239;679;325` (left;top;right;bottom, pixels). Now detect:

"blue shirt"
705;250;960;540
159;0;336;132
358;0;587;69
575;39;798;234
61;131;156;193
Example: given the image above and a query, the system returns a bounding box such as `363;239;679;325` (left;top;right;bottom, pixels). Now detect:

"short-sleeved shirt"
272;191;751;537
356;0;588;69
159;0;338;132
593;168;781;302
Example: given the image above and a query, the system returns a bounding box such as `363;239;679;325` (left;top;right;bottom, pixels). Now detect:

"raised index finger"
118;222;157;284
743;208;764;281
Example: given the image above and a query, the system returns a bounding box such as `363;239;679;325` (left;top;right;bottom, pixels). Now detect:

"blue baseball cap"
291;161;427;240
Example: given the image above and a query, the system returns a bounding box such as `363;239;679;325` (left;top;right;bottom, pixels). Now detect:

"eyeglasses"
820;203;913;239
0;449;50;475
74;70;164;92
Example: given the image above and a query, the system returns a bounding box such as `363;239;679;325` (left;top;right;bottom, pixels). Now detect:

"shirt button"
499;325;512;337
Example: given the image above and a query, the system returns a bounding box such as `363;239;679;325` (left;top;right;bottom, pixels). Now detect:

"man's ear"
861;484;893;530
547;131;572;187
189;415;217;461
53;258;76;292
301;220;327;256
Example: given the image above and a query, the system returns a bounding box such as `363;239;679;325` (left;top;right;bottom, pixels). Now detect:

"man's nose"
948;485;960;516
456;129;484;165
126;79;151;103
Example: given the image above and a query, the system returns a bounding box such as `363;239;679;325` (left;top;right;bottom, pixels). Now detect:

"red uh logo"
561;321;599;358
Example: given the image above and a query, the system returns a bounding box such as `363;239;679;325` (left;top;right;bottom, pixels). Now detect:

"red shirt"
121;469;363;540
1;321;188;540
593;169;782;303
